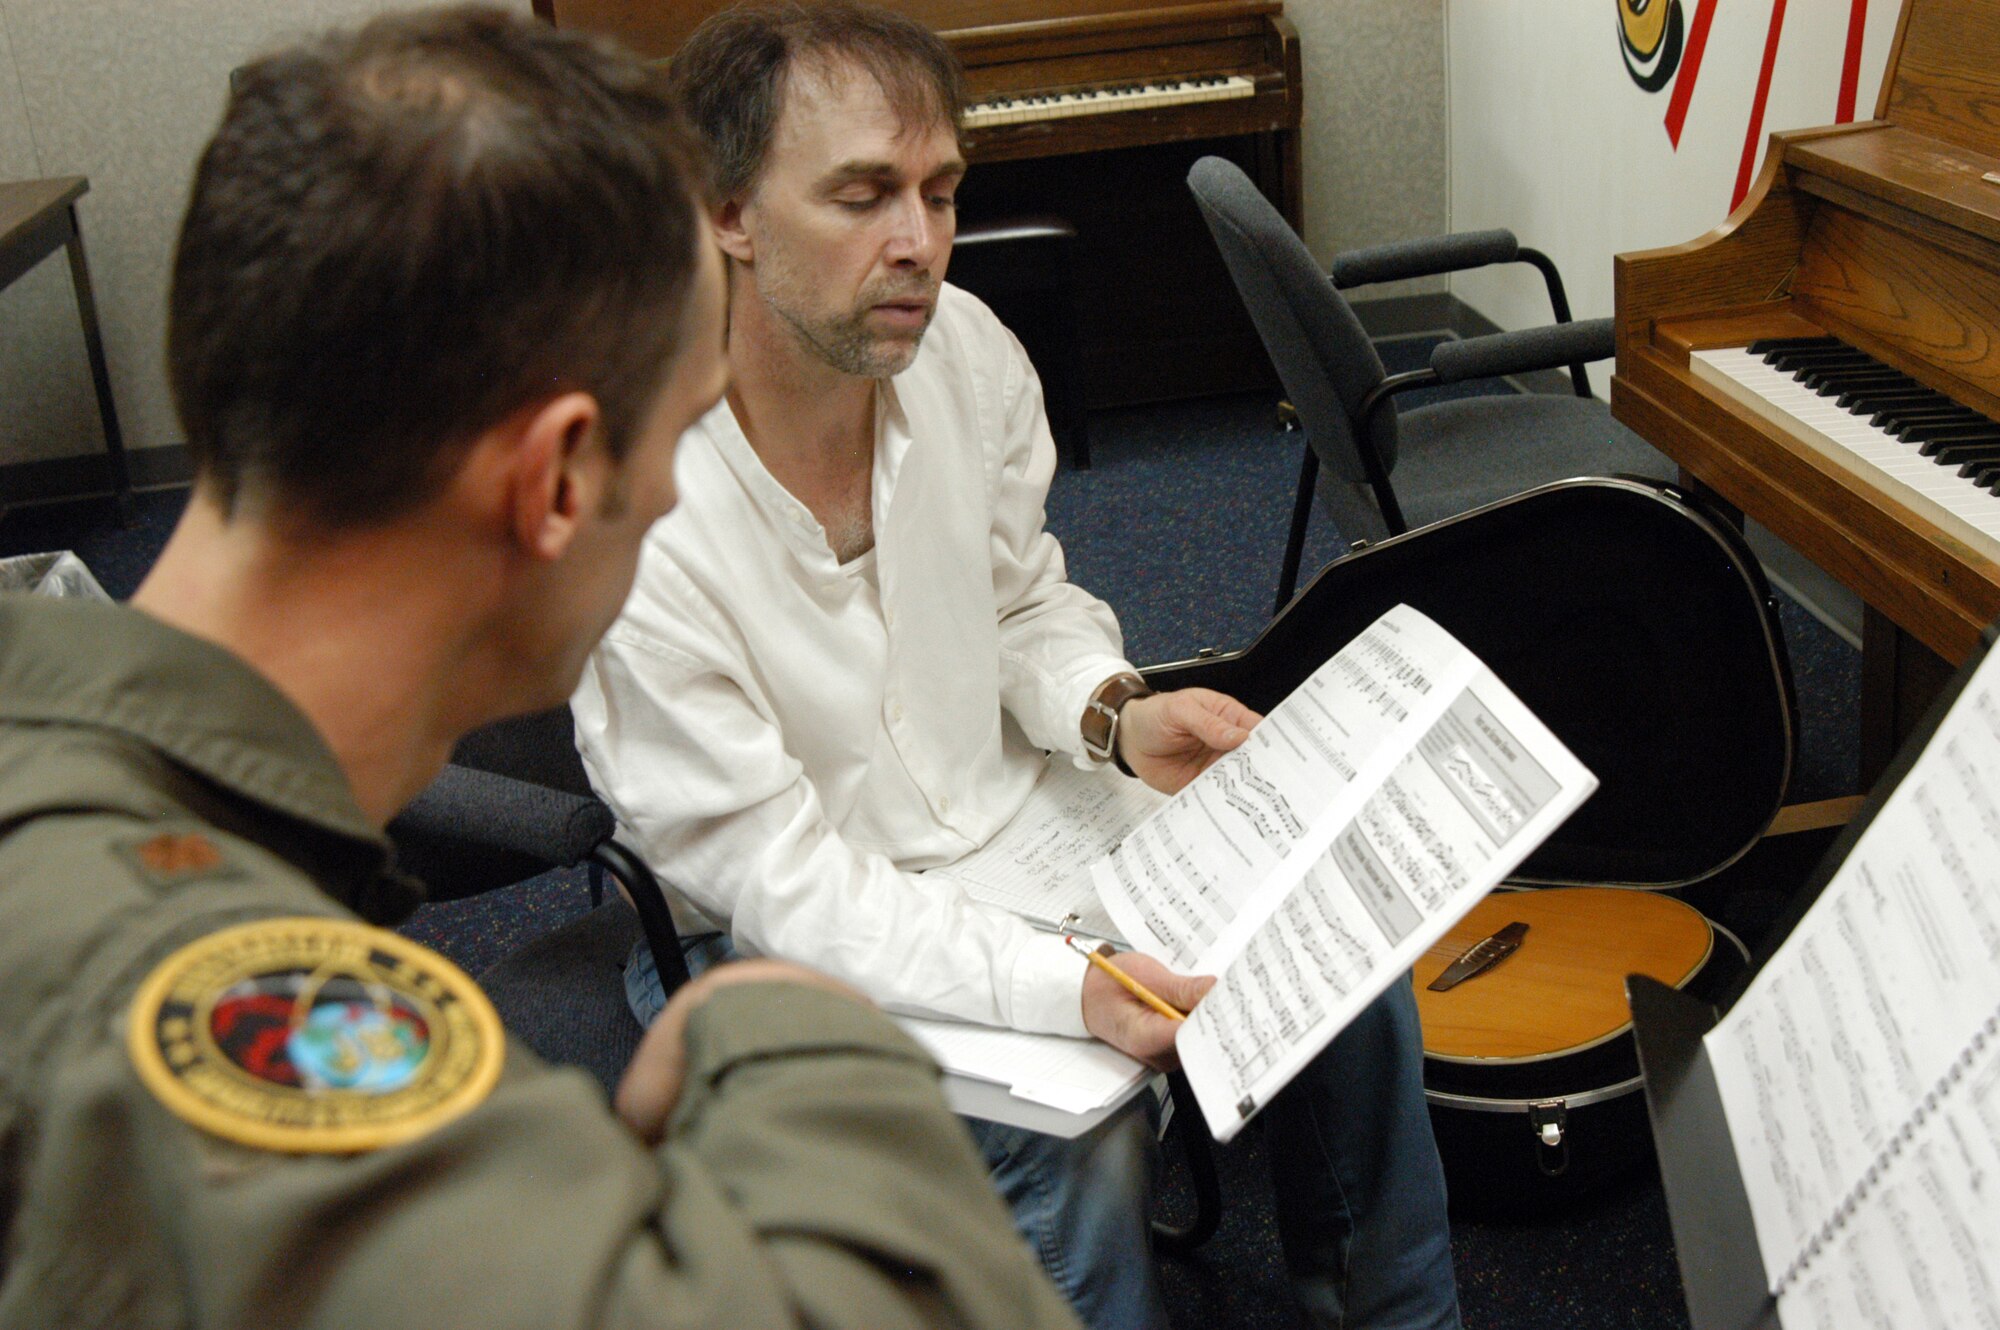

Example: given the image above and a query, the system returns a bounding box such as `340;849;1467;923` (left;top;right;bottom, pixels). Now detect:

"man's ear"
712;196;755;265
509;392;604;562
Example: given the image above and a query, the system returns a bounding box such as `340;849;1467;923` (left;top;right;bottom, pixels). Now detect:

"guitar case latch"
1528;1099;1570;1177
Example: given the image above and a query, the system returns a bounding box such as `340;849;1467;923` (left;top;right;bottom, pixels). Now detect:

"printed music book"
919;604;1599;1139
1681;629;2000;1329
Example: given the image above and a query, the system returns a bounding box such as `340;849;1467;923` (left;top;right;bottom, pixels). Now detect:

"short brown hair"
668;2;965;201
169;6;707;526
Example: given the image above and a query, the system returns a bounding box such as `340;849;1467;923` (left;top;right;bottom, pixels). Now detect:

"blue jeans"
628;937;1460;1330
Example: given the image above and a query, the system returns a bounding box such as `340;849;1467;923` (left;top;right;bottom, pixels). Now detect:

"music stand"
1630;619;2000;1330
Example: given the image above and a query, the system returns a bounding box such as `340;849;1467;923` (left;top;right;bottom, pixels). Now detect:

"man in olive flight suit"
0;9;1081;1329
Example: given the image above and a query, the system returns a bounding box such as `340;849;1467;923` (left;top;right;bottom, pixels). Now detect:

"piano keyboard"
1691;337;2000;556
963;75;1254;129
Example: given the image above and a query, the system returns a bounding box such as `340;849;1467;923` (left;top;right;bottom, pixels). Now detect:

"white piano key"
1690;346;2000;555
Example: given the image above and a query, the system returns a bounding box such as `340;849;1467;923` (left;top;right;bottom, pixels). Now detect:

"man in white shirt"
574;5;1460;1328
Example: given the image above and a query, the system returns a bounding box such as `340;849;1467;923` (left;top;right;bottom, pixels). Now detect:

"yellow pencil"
1064;934;1186;1021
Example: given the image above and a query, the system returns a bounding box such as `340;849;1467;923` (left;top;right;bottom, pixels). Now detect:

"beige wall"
0;0;530;479
1292;0;1447;297
0;0;1443;479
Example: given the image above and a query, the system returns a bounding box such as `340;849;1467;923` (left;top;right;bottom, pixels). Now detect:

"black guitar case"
1143;476;1796;1216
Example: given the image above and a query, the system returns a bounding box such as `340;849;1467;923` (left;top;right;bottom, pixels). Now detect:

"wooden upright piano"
1611;0;2000;777
531;0;1302;407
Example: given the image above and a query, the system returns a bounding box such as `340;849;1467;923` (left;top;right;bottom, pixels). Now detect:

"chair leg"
589;841;691;993
1275;443;1319;615
1152;1072;1222;1256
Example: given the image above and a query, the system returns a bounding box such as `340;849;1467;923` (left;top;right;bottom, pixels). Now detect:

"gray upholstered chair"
1187;155;1671;611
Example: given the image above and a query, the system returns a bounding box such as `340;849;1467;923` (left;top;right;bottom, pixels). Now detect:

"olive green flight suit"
0;594;1081;1330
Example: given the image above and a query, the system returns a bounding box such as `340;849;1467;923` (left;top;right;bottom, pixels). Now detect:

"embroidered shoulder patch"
127;918;503;1153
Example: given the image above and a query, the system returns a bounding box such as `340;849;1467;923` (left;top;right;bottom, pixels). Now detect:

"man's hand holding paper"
1079;949;1216;1071
1116;688;1263;793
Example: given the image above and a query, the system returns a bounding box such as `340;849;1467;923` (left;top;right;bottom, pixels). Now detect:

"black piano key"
1776;352;1879;378
1767;343;1873;363
1887;418;1989;443
1809;368;1914;396
1839;384;1931;410
1955;452;2000;476
1912;424;2000;454
1748;336;1842;358
1862;394;1955;419
1811;364;1911;386
1920;437;2000;464
1889;410;1991;438
1785;358;1883;386
1865;399;1958;421
1799;364;1897;392
1958;464;2000;493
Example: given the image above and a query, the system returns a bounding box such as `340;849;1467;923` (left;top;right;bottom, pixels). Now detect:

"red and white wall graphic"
1444;0;1903;334
1619;0;1876;212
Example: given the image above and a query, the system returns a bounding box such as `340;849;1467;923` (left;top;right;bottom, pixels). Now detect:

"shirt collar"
701;377;916;575
0;595;420;918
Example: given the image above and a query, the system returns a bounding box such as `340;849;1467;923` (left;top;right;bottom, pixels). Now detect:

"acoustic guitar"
1414;886;1713;1065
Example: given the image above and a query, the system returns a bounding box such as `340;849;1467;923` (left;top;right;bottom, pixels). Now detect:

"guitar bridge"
1427;921;1529;992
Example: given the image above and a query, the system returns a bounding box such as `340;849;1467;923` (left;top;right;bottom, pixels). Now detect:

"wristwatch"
1082;673;1153;775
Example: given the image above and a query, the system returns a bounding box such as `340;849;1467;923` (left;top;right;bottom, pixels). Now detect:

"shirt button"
939;794;953;815
892;704;905;723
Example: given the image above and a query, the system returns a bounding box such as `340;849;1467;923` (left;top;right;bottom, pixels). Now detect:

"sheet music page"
923;757;1164;940
1777;1033;2000;1330
1091;607;1479;970
1078;605;1595;1144
1173;655;1597;1143
1704;646;2000;1291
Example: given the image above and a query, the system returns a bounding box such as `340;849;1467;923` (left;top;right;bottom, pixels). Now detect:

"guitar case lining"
1144;477;1795;1217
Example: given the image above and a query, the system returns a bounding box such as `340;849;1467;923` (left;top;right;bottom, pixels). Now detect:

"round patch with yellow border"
127;917;503;1153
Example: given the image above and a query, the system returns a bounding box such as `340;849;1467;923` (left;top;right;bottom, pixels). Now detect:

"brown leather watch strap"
1082;673;1153;772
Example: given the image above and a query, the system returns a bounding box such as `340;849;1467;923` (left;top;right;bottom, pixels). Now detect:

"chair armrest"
1330;229;1518;289
390;764;614;902
1427;317;1614;388
391;765;693;995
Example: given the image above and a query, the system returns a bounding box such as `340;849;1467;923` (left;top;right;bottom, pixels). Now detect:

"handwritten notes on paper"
925;758;1166;941
1095;606;1597;1142
1704;646;2000;1327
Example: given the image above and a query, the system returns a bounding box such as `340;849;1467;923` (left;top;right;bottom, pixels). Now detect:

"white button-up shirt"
573;286;1134;1037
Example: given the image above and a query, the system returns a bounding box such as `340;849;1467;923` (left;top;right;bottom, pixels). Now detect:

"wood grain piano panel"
1878;3;2000;153
1791;205;2000;419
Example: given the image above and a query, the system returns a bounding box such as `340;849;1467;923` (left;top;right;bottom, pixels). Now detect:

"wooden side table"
0;177;132;514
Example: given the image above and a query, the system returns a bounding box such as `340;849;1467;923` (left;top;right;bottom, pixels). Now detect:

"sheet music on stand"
1687;629;2000;1329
